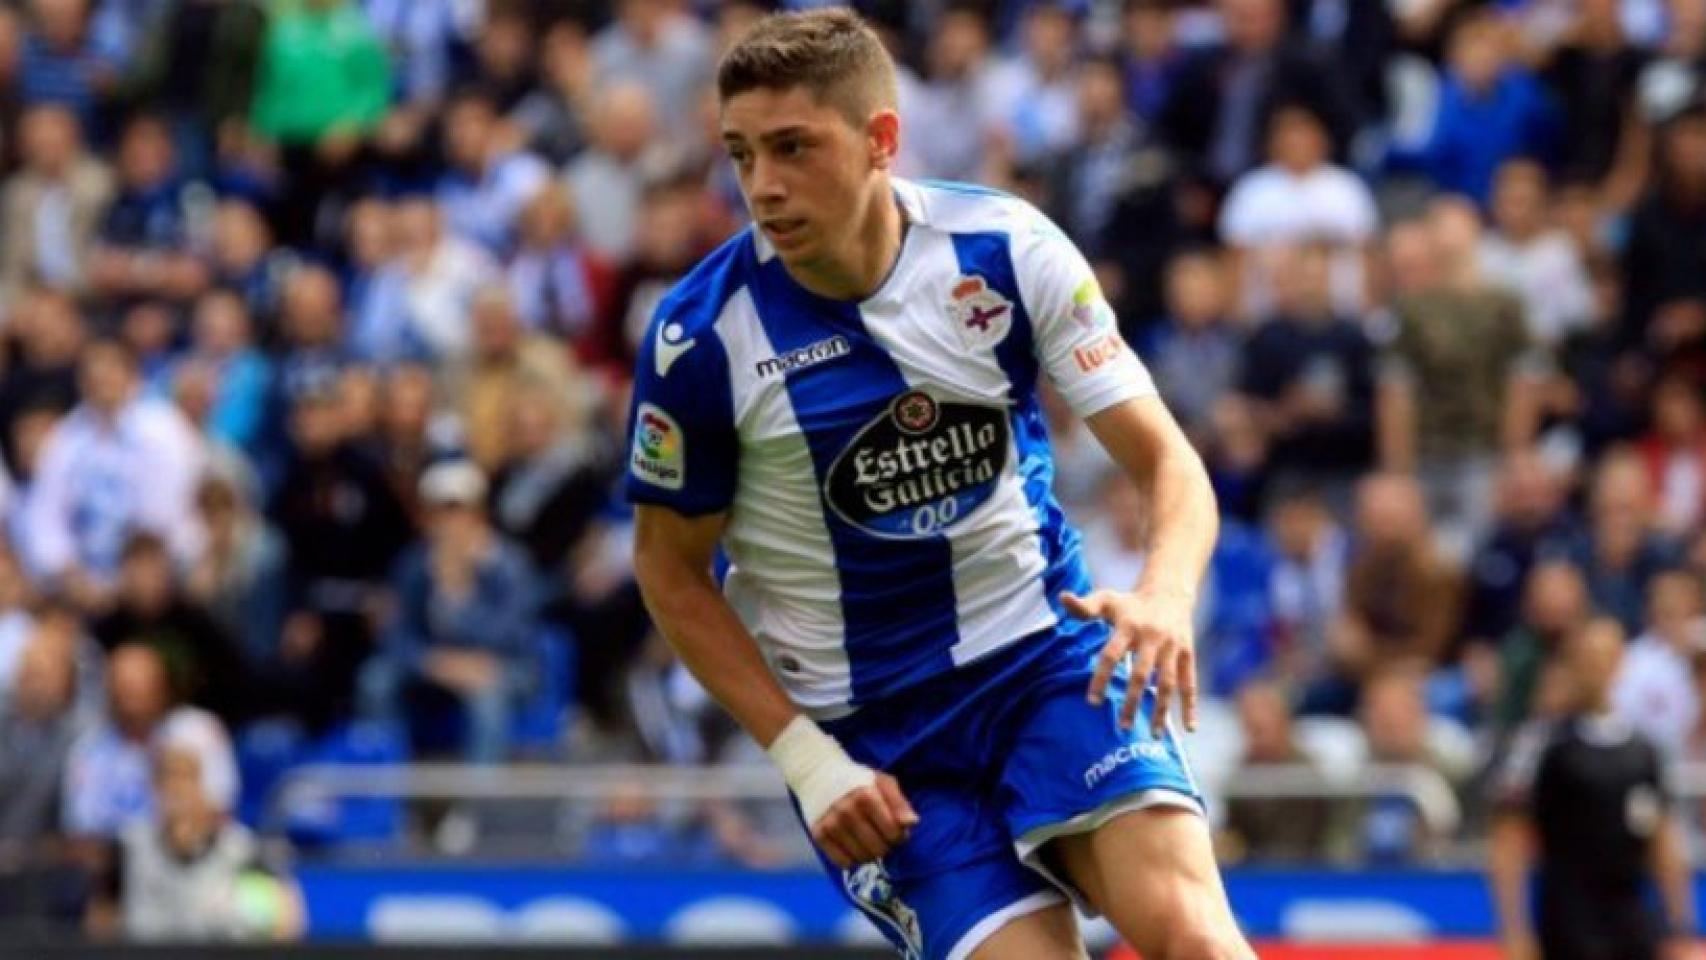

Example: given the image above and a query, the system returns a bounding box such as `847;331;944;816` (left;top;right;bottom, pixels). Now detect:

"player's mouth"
761;218;807;243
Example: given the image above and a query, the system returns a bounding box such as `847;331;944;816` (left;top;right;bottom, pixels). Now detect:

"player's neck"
785;188;905;302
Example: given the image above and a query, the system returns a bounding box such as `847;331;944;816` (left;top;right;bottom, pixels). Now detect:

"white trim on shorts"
944;890;1067;960
1013;787;1206;915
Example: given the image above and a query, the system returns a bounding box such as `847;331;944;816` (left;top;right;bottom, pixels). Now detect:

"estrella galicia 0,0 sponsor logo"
825;390;1008;539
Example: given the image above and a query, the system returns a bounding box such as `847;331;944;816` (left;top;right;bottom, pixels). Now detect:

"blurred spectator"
0;103;114;305
903;4;999;183
1376;204;1542;551
435;87;551;257
1118;0;1185;124
91;532;251;727
1542;0;1645;186
269;382;412;732
120;0;265;176
985;0;1081;168
509;20;594;166
62;643;172;838
1146;250;1239;442
1635;0;1706;125
448;286;578;473
104;708;300;941
1045;56;1140;260
1484;559;1593;733
20;338;204;611
362;460;541;763
1478;159;1594;349
1639;374;1706;536
1217;679;1334;863
1552;255;1650;456
1576;448;1684;632
343;196;413;364
1083;471;1148;593
181;288;272;454
1159;0;1357;187
362;0;476;112
1234;242;1377;502
507;185;615;350
207;198;292;332
459;3;535;113
1287;0;1395;131
565;82;666;263
19;0;119;127
0;543;39;692
0;8;23;174
370;362;451;525
1620;104;1706;340
0;620;93;842
1267;486;1349;691
87;112;210;315
388;194;500;363
1219;104;1378;319
490;382;615;584
601;174;710;370
0;286;84;475
1462;452;1584;647
1310;473;1461;714
249;0;391;247
1612;570;1705;757
1413;13;1560;207
591;0;713;143
272;264;349;403
1358;665;1473;863
185;462;286;674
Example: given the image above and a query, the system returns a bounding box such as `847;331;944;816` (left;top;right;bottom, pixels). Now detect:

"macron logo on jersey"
755;335;851;379
654;322;695;378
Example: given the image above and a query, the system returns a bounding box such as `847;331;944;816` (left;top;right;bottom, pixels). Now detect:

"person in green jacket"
249;0;392;246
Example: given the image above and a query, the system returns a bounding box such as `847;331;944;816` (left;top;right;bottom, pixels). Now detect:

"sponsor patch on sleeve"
631;402;685;490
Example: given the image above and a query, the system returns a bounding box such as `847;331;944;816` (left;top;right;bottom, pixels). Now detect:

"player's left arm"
1010;205;1218;736
1072;396;1219;735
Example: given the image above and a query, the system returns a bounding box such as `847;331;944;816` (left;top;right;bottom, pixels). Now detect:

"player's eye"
775;138;805;159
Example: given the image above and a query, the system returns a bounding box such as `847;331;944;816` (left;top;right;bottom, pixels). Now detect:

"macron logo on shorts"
1083;741;1169;790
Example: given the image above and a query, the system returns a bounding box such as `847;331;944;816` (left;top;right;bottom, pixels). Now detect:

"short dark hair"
716;7;897;126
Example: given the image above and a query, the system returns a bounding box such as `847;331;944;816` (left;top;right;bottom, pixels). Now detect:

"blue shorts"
813;627;1203;960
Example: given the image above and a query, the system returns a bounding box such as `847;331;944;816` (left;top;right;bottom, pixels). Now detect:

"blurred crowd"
1;0;1706;940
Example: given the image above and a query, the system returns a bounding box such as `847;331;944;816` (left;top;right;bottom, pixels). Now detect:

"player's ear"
866;109;900;171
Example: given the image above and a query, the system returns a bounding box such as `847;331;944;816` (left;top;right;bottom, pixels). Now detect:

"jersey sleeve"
623;312;739;516
1012;209;1157;418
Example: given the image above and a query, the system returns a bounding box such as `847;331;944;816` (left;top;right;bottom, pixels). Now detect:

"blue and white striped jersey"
625;179;1156;713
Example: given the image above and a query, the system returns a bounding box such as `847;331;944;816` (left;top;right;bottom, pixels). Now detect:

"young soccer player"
627;9;1252;959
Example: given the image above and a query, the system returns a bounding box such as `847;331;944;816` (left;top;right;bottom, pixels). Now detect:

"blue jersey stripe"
949;232;1100;633
749;258;960;703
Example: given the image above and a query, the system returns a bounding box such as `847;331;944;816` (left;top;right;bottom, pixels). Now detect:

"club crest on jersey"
949;274;1011;344
630;403;684;490
825;390;1008;540
844;863;923;959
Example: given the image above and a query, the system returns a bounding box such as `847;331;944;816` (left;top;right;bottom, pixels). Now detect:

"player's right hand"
811;772;919;869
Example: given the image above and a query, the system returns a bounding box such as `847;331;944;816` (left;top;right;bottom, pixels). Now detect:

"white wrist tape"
766;715;875;826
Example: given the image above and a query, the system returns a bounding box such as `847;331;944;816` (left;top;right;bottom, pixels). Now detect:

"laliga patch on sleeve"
631;402;685;490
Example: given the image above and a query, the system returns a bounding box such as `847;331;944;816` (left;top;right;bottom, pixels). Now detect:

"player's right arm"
632;505;918;868
625;299;912;869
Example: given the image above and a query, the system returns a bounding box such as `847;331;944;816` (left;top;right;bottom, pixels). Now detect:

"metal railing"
262;759;1464;855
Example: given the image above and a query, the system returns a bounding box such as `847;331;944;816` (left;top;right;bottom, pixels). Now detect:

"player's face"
721;85;890;271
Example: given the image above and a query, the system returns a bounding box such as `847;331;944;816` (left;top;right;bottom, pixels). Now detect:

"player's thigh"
965;901;1087;960
1048;806;1252;960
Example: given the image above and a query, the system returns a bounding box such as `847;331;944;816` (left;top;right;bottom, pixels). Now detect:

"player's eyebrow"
722;125;810;147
